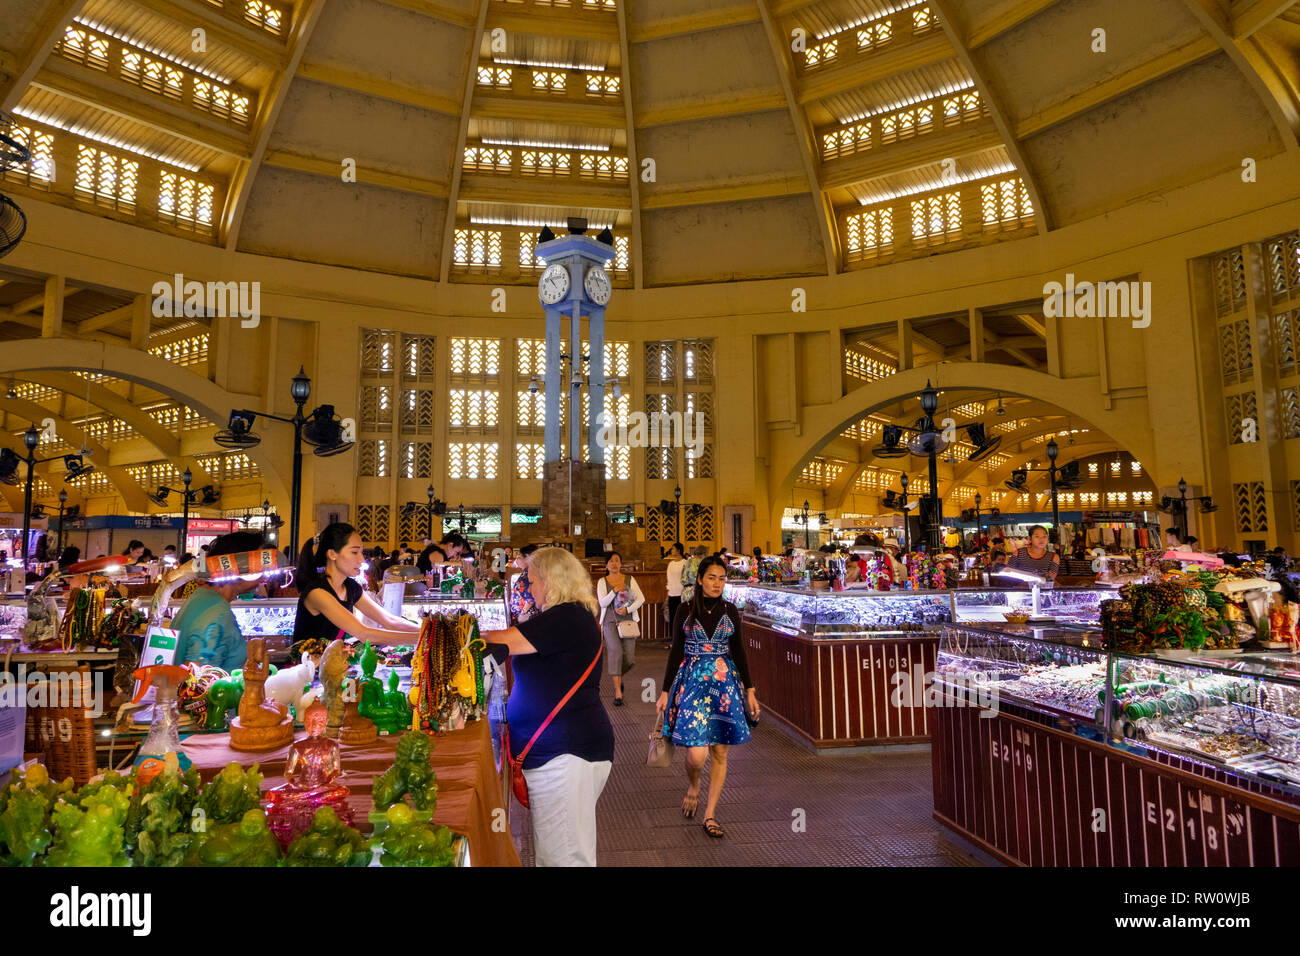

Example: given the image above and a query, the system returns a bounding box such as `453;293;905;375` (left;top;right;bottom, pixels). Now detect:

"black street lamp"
56;488;67;554
180;468;193;553
1003;436;1084;546
673;484;682;544
972;491;983;548
882;473;911;554
214;366;352;556
1160;476;1217;542
426;484;435;541
870;380;1002;554
3;426;96;572
797;499;812;550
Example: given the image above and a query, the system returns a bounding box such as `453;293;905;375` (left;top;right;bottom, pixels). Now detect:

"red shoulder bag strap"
515;640;604;766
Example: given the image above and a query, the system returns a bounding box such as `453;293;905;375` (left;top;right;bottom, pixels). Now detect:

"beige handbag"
617;618;641;639
647;721;673;768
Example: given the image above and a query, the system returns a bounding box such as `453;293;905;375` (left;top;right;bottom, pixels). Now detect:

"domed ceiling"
0;0;1296;288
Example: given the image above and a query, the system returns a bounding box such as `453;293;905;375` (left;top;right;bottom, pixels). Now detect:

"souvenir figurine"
265;652;318;725
229;638;294;752
265;701;354;849
319;639;350;738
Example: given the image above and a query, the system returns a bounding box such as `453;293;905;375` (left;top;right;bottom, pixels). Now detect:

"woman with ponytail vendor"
292;522;421;644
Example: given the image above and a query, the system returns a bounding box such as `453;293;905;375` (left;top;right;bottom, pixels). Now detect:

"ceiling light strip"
856;162;1018;205
837;80;976;126
72;16;235;84
814;0;930;40
13;105;202;171
490;56;605;72
469;215;616;229
480;137;610;152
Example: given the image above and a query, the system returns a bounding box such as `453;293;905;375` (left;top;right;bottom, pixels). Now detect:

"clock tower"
535;219;616;540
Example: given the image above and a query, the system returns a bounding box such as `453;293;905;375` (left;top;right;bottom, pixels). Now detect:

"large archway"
0;337;291;507
767;364;1159;540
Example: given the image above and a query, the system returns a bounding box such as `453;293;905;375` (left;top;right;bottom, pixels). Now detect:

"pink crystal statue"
264;701;354;849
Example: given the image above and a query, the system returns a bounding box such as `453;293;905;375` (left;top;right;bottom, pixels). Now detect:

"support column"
543;308;561;461
568;295;582;462
41;276;63;338
587;307;605;464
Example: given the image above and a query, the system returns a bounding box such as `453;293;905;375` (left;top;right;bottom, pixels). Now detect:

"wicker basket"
35;665;97;787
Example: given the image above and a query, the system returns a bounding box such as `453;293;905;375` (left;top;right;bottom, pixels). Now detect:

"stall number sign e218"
133;626;179;704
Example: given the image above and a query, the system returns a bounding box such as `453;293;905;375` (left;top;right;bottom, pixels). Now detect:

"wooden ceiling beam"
473;92;627;128
487;8;619;42
33;63;253;159
795;33;953;105
966;0;1061;48
0;0;81;113
819;120;1003;190
129;0;290;66
1232;0;1300;37
640;172;810;209
628;5;759;43
295;60;461;115
372;0;477;27
262;149;450;196
457;175;629;209
1013;37;1219;140
75;304;134;335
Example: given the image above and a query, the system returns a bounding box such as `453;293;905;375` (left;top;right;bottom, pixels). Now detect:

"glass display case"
952;587;1106;625
725;583;952;638
937;620;1300;801
400;596;509;632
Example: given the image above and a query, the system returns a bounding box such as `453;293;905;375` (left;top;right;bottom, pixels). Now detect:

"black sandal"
703;817;724;839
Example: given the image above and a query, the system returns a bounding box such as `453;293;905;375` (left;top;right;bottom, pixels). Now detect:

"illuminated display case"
933;620;1300;866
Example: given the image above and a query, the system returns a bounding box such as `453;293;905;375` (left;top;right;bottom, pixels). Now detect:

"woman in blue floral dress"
656;556;759;839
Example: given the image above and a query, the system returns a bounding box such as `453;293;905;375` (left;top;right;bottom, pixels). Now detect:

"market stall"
931;563;1300;866
725;582;1108;749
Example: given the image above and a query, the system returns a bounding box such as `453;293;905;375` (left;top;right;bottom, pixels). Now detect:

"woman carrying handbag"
597;551;645;706
482;547;614;867
656;556;759;839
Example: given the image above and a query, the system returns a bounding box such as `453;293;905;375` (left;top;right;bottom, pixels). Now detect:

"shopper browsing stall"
657;556;758;840
597;551;644;706
482;546;614;867
665;542;686;629
293;523;422;645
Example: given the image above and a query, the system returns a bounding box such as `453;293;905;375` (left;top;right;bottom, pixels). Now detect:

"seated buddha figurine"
229;637;294;752
265;701;354;849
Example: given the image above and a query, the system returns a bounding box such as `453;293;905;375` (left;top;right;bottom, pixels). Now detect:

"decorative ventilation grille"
1273;311;1298;377
843;349;896;381
356;504;390;545
447;442;498;479
148;333;209;367
1212;248;1248;318
842;416;884;441
844;208;894;260
797;458;844;488
682;340;713;384
361;329;397;375
910;190;962;243
401;441;433;479
685;444;713;480
1218;318;1253;384
402;335;436;380
645;445;675;480
516;338;547;376
606;443;632;480
1224;391;1258;444
359;386;392;431
158;170;215;231
1264;232;1300;300
980;177;1033;229
449;338;500;379
358;439;389;477
446;389;498;431
74;144;138;210
646;505;670;542
401;388;438;432
1292;480;1300;533
1281;387;1300;440
1;126;54;187
645;342;675;383
1233;481;1267;533
685;505;715;544
516;442;544;479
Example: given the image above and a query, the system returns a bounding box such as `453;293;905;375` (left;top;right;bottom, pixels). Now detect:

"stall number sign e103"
132;626;179;705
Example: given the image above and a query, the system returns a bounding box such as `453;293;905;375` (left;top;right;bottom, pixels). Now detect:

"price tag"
133;626;179;708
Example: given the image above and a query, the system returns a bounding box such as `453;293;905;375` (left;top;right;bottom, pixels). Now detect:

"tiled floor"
510;644;1000;867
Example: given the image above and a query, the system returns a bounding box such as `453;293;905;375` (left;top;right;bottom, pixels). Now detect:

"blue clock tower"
534;219;615;538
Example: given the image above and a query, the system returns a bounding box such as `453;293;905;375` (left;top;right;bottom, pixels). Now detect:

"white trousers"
522;753;612;867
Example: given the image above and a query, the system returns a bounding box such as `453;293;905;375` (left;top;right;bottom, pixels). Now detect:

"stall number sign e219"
133;626;179;705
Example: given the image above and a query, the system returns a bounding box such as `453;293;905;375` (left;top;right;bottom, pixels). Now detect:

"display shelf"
725;583;953;638
932;620;1300;866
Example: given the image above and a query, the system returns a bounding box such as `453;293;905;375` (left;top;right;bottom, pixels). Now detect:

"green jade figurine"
356;641;413;735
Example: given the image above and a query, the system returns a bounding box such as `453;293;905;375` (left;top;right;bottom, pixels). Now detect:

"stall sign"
188;518;235;533
1083;510;1143;522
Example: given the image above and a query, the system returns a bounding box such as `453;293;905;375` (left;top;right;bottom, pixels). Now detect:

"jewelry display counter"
932;621;1300;865
722;584;1108;750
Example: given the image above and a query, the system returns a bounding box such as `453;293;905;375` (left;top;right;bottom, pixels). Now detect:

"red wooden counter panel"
741;619;937;748
932;694;1300;866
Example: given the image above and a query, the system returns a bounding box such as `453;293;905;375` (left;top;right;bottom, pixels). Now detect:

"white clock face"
584;265;611;305
539;263;570;305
